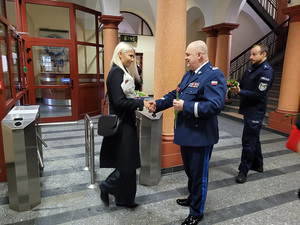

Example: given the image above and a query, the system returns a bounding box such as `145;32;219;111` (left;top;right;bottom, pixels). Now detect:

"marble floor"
0;115;299;225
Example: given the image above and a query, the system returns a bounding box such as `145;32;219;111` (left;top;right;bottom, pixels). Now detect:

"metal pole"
37;121;79;127
83;117;90;171
85;114;98;189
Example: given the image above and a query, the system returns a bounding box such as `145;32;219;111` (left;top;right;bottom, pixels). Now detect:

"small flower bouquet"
226;79;239;89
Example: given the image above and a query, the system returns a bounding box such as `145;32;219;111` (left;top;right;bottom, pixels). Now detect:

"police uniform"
238;60;274;175
155;61;227;218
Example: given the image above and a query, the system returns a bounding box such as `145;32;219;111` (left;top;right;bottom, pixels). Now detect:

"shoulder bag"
97;93;124;137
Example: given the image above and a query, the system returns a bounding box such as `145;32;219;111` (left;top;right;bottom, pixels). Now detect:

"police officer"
149;40;227;225
230;44;274;183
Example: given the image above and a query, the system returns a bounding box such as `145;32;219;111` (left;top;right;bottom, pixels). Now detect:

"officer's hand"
173;99;184;111
230;86;240;95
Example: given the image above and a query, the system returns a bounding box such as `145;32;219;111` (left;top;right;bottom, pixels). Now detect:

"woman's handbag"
97;93;124;137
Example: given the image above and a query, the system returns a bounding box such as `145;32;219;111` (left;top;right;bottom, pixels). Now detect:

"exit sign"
120;35;138;43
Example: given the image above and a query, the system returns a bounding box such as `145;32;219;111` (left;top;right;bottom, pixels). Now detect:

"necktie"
188;70;195;83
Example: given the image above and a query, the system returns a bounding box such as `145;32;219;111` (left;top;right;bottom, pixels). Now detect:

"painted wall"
133;36;155;96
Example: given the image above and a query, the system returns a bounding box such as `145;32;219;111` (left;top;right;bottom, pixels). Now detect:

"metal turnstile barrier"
1;105;44;212
136;110;163;186
84;114;98;189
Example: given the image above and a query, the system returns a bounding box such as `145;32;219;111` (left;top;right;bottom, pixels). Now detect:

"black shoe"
235;172;247;183
176;198;191;207
100;189;109;206
181;214;204;225
251;166;263;173
116;202;139;208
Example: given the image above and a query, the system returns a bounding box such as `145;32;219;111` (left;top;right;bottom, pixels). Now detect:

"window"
41;56;52;72
119;12;153;36
26;3;70;39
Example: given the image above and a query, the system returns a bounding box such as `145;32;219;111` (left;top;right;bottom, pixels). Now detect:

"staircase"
247;0;278;29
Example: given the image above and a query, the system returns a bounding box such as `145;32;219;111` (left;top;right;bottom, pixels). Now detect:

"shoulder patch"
258;82;267;91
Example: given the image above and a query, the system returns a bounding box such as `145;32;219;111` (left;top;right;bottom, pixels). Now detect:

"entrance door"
25;42;77;122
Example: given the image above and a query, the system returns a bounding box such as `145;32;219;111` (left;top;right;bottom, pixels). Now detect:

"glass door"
26;43;75;120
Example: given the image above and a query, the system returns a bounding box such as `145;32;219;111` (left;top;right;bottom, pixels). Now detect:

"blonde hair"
110;42;139;79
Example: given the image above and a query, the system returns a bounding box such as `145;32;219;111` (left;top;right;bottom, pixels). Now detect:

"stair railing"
229;18;289;81
257;0;277;20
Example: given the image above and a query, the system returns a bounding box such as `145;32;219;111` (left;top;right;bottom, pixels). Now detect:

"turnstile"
136;110;163;186
1;105;43;212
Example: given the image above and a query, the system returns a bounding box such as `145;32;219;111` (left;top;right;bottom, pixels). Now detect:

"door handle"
71;80;73;89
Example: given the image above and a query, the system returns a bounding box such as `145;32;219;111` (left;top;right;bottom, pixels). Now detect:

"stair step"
221;110;270;125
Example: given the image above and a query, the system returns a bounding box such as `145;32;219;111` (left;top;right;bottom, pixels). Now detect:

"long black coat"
100;65;144;172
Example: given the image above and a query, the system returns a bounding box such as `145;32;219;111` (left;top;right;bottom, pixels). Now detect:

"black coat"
100;65;144;172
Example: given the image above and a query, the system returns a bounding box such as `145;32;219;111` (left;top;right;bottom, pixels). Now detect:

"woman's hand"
144;100;156;112
144;100;150;109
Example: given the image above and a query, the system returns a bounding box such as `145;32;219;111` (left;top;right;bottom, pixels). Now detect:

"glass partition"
99;47;104;74
0;0;4;16
10;38;21;93
76;9;96;43
7;0;17;27
77;45;97;83
32;45;70;86
35;88;72;118
0;22;11;101
26;3;70;38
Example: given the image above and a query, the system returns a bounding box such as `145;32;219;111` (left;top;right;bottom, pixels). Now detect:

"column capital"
99;15;123;29
213;23;239;35
282;5;300;22
202;26;218;37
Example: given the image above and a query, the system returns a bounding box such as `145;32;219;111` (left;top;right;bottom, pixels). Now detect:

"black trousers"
238;117;263;175
100;169;136;204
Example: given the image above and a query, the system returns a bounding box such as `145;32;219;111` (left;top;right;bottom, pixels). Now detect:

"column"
269;5;300;133
202;26;218;66
276;0;289;24
99;15;123;91
214;23;239;80
154;0;187;168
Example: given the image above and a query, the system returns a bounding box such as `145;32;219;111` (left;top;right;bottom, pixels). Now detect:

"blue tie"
188;70;195;83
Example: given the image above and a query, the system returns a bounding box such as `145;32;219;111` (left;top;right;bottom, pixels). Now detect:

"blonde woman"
99;42;151;208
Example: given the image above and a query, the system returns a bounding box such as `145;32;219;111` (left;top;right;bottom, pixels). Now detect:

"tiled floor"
0;114;299;225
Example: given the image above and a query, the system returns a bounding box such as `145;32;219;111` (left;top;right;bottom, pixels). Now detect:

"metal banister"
84;114;98;189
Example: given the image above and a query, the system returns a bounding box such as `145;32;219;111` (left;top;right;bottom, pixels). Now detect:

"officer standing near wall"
230;44;274;183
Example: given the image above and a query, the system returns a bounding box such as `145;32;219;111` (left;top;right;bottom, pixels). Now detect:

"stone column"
202;26;218;66
154;0;187;168
99;15;123;91
214;23;239;80
269;5;300;133
276;0;289;24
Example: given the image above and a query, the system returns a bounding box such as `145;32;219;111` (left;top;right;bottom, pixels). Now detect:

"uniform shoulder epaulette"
210;66;219;70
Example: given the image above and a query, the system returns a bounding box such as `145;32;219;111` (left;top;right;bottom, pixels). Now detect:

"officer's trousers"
238;117;263;175
100;169;136;204
181;145;213;217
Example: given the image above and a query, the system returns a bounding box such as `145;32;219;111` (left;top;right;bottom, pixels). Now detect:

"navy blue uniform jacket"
155;61;227;147
239;60;274;119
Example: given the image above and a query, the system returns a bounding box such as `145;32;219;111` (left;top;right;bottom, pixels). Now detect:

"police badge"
258;82;267;91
